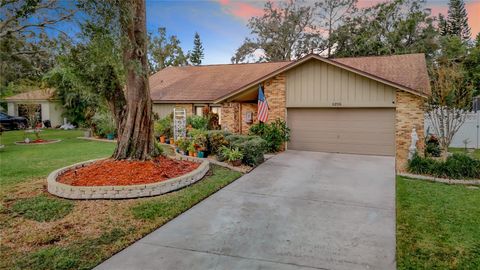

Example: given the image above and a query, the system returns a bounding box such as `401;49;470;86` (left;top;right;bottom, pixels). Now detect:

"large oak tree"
113;0;154;160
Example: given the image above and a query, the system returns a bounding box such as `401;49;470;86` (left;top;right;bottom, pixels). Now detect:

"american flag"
257;84;269;123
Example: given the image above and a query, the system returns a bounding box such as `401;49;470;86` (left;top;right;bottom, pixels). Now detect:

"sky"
146;0;480;64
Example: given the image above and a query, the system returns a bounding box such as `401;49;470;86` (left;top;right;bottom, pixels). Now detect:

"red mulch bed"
57;156;200;186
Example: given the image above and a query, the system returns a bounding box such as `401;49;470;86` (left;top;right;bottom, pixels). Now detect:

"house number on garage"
332;102;342;107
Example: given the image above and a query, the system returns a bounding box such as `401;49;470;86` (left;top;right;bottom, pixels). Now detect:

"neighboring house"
150;53;431;172
4;89;64;127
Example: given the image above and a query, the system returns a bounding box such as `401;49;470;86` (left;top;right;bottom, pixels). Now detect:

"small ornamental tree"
425;63;473;158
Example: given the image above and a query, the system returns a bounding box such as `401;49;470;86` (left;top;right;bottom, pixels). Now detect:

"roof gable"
149;61;291;102
149;53;431;103
4;89;56;101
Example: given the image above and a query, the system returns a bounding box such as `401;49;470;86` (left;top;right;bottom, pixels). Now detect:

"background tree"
0;0;73;105
446;0;471;41
330;0;437;59
315;0;357;57
189;32;204;65
148;27;188;72
231;0;317;63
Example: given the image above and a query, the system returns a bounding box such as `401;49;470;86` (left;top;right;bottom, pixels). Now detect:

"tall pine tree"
447;0;471;41
189;32;204;65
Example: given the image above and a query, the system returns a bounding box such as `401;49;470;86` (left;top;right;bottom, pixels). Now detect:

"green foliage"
131;165;241;220
220;146;243;162
154;114;173;138
331;0;438;59
148;27;188;72
446;0;471;41
44;23;125;127
206;130;231;155
11;195;73;222
91;111;116;138
187;115;208;130
249;119;290;152
397;177;480;269
226;134;267;166
189;32;204;65
152;140;164;157
425;135;441;157
408;153;480;179
231;0;316;63
192;130;208;150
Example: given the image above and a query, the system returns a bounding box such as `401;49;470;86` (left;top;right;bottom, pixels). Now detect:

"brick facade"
395;90;426;172
263;74;286;122
221;102;240;133
240;103;258;134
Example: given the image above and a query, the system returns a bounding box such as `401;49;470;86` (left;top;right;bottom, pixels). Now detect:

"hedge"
225;135;267;166
408;153;480;179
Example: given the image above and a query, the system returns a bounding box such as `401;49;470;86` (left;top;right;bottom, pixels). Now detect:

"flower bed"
47;156;209;199
14;139;61;145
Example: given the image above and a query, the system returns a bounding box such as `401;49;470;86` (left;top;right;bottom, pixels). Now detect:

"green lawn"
397;176;480;269
0;129;115;187
0;129;242;270
449;147;480;160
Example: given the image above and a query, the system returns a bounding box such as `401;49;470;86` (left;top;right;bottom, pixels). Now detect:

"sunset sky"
145;0;480;64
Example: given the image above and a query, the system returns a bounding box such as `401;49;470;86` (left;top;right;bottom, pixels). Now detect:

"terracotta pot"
231;159;242;167
160;136;166;143
193;152;198;157
189;151;194;157
170;138;175;145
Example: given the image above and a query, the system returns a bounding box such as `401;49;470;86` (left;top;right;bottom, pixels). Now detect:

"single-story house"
4;88;64;127
150;53;431;172
3;53;430;171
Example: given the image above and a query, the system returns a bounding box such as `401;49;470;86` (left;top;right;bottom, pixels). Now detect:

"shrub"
91;111;116;138
220;146;243;162
408;153;480;179
154;114;173;138
187;115;208;130
206;130;231;155
11;195;74;222
425;135;441;157
249;119;290;152
226;134;267;166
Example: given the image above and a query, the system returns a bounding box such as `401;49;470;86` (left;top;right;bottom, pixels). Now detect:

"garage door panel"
287;108;395;156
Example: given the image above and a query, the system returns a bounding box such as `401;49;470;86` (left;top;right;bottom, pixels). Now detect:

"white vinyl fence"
425;111;480;149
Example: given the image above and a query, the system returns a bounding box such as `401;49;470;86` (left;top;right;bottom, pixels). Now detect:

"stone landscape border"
399;173;480;185
14;139;61;145
47;156;209;200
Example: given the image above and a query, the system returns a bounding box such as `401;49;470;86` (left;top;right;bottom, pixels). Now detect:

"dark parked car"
0;112;27;130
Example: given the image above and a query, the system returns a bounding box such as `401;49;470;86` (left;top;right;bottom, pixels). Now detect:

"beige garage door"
287;108;395;156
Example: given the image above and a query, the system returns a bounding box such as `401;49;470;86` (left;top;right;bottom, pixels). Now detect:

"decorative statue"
408;128;419;160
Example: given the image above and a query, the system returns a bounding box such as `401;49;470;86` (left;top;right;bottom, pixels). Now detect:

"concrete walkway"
96;151;396;270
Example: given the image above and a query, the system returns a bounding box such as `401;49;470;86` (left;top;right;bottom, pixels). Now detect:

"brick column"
221;102;240;133
264;74;286;122
395;90;426;172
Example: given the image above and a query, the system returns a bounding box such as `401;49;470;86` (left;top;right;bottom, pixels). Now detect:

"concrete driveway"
96;151;396;270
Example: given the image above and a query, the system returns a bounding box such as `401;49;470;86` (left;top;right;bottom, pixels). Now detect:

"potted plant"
154;115;172;144
193;131;207;158
221;146;243;166
188;143;196;157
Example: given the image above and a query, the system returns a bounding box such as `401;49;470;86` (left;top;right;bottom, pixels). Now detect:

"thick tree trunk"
113;0;153;160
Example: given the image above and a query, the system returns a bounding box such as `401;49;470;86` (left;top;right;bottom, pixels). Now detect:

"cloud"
466;1;480;38
216;0;264;21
